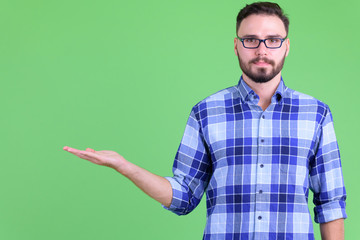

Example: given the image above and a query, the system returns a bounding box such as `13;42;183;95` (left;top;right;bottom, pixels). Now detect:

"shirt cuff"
161;177;188;216
314;200;347;223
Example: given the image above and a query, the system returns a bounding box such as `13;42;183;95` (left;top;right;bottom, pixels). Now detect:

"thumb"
86;148;96;153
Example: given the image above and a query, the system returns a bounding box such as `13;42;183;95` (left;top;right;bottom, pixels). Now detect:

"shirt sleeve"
309;106;347;223
162;108;212;215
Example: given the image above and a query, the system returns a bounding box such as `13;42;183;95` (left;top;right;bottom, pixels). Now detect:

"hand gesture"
63;146;128;174
63;146;172;206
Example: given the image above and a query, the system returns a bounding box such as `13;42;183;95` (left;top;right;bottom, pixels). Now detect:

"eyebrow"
240;34;285;38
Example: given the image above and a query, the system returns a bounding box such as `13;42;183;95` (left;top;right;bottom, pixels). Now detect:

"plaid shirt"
163;77;347;240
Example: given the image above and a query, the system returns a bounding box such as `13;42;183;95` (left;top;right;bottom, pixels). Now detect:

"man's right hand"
63;146;130;175
63;146;173;207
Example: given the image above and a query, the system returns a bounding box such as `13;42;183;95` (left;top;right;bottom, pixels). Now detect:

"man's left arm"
320;218;344;240
309;106;347;238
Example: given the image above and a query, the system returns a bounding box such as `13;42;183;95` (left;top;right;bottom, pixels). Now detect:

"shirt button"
262;115;265;119
260;139;264;143
260;164;264;168
259;190;263;194
258;216;262;220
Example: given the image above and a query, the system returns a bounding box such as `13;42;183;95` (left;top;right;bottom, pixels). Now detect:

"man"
63;2;347;239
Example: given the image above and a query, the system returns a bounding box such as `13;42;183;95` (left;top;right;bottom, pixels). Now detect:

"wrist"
115;159;135;177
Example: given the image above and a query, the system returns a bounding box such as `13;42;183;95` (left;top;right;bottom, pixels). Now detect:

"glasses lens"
243;38;260;48
265;38;282;48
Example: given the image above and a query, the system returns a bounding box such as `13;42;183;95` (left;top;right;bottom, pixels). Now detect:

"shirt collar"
236;76;286;103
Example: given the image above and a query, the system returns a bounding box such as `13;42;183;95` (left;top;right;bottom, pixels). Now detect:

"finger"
86;148;96;153
68;150;100;162
64;146;96;154
64;146;103;165
64;147;91;157
64;146;79;151
63;146;82;153
71;149;96;157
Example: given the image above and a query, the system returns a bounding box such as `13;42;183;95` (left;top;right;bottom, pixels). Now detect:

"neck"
242;73;281;111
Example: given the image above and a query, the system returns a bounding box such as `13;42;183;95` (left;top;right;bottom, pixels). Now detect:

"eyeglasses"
236;36;287;49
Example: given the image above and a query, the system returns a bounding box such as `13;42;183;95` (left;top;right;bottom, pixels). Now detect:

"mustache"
249;57;275;66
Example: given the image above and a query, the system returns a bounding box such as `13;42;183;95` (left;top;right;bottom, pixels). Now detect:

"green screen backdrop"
1;0;358;239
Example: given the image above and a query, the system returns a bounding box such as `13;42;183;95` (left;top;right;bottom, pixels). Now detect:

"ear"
234;38;239;56
285;38;290;57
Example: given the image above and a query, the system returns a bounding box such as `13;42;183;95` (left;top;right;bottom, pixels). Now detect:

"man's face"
234;14;290;83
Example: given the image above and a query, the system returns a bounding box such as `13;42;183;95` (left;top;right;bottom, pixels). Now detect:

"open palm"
63;146;127;172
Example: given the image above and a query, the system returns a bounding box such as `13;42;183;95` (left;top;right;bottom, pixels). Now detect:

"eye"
244;38;256;43
268;38;280;43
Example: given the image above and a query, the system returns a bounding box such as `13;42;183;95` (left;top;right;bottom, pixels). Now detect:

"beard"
236;50;286;83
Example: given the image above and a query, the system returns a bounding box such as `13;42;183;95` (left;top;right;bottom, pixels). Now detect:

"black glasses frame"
236;36;287;49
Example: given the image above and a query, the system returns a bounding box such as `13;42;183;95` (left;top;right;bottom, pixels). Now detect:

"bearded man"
64;2;347;239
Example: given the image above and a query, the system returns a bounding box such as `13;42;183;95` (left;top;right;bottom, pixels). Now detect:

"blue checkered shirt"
163;77;347;240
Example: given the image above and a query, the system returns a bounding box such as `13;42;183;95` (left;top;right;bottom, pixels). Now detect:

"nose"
255;41;267;56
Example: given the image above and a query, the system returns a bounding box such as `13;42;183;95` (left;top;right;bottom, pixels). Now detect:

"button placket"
255;110;267;231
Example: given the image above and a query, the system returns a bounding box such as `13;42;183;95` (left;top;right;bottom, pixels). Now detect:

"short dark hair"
236;2;289;35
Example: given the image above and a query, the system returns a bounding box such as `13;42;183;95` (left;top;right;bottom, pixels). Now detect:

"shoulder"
191;86;240;113
283;87;330;115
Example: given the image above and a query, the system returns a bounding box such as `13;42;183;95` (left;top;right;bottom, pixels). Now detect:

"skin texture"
63;13;344;239
320;218;345;240
234;14;290;111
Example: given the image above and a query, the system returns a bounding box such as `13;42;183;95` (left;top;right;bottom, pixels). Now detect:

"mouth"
253;61;271;67
250;57;275;67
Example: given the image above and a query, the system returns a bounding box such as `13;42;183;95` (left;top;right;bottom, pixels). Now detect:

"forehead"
238;14;287;37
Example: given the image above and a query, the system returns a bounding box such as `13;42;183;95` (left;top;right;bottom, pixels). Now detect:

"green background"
1;0;358;239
